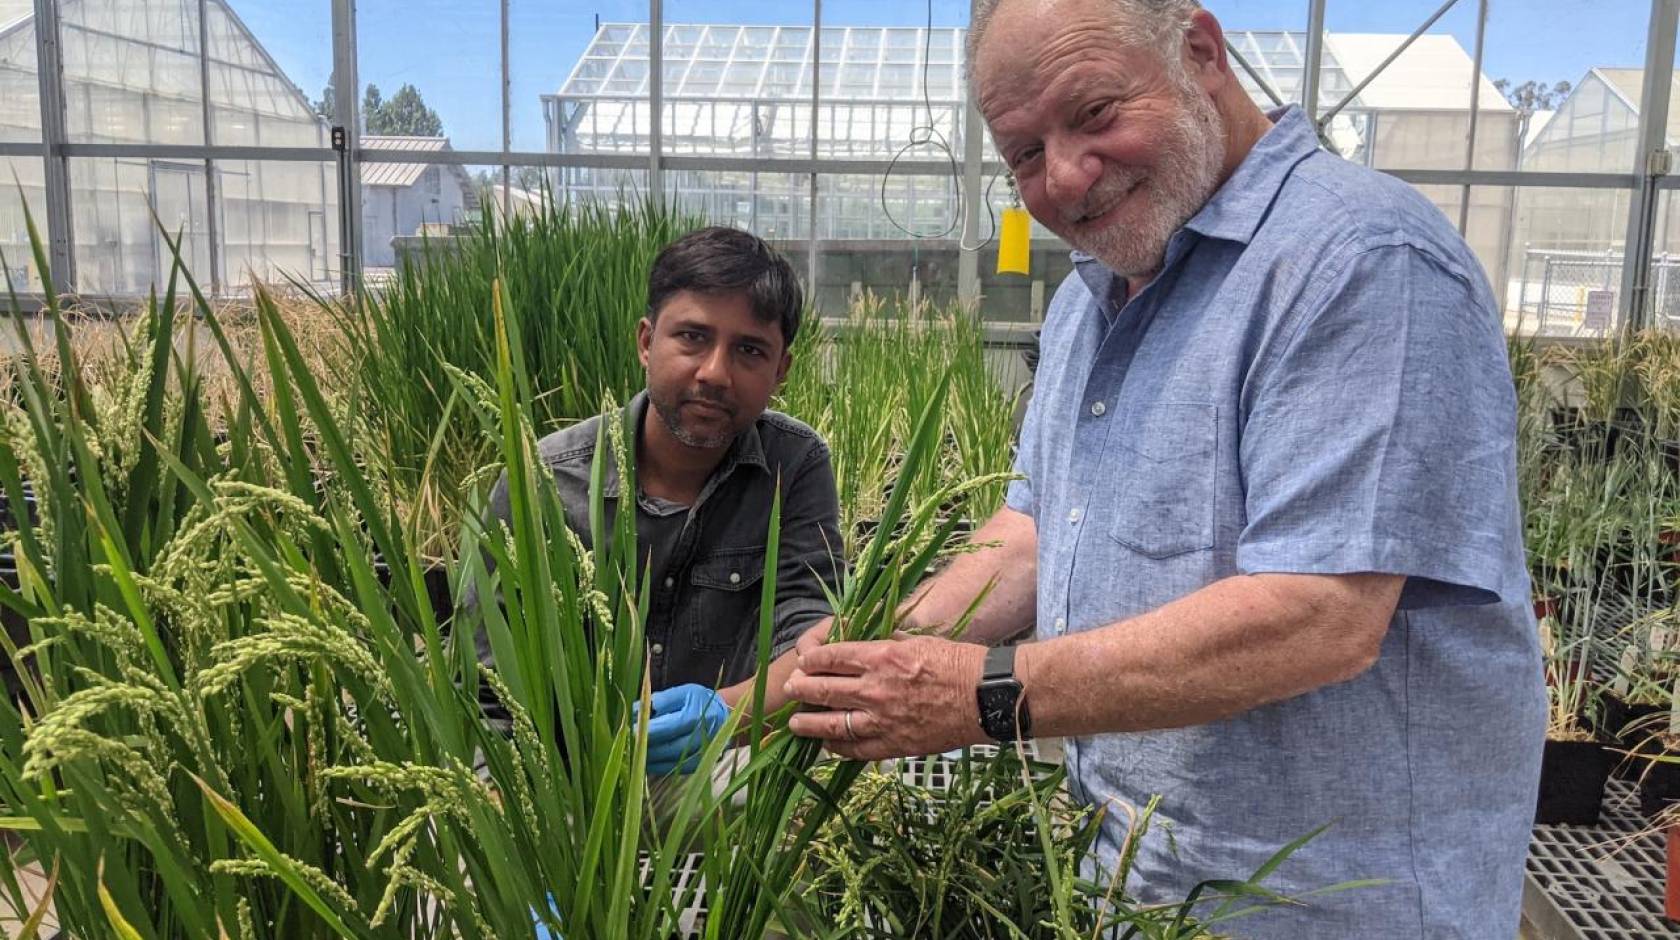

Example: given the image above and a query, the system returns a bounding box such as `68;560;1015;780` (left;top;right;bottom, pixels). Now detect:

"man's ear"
1183;9;1230;95
772;347;792;393
637;317;653;369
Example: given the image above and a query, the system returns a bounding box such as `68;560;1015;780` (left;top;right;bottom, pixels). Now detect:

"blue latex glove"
532;893;562;938
634;683;729;775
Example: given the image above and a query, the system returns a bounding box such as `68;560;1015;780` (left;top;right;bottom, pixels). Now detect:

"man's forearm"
719;645;805;714
1016;572;1403;738
900;506;1038;646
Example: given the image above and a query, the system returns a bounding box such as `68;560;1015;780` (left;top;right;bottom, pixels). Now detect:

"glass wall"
0;0;44;291
0;0;1672;331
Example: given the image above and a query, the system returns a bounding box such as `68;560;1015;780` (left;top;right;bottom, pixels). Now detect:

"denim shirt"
482;391;843;691
1007;107;1545;938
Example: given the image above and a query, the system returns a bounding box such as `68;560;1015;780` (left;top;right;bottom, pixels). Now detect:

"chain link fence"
1514;249;1680;335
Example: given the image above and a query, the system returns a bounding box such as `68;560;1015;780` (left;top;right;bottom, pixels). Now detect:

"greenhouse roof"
557;23;1375;111
1590;67;1680;146
361;136;455;188
1323;34;1511;112
0;0;31;35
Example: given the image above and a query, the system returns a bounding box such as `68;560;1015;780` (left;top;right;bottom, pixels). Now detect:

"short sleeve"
1005;364;1043;518
1236;244;1521;610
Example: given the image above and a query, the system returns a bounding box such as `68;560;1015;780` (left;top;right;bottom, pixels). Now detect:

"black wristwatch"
976;645;1032;742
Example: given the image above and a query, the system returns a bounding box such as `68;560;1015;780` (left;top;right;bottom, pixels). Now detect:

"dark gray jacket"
479;391;843;690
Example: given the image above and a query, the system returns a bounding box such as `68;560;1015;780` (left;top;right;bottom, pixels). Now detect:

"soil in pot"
1537;737;1613;825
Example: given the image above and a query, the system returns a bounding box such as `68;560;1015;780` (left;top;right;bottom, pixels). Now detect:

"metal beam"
501;0;511;210
1319;0;1461;127
31;0;74;292
331;0;362;291
1384;169;1633;189
1301;0;1326;123
957;0;985;310
1225;38;1284;108
1620;0;1679;330
197;0;222;294
1456;0;1488;234
809;0;822;292
649;0;664;203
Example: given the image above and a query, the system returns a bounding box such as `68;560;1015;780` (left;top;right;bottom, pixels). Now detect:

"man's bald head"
967;0;1203;86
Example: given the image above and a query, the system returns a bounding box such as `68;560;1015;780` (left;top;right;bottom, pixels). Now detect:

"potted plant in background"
1537;606;1614;825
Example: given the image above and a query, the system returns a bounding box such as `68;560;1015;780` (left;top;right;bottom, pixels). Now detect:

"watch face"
977;680;1021;741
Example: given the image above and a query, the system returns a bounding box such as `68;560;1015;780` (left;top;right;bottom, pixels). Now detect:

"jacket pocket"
1106;403;1218;559
688;548;767;651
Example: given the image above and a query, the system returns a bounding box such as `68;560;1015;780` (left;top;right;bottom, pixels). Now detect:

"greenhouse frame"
0;0;1675;325
14;2;1680;938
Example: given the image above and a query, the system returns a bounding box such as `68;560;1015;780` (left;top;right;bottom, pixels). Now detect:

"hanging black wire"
876;0;1004;251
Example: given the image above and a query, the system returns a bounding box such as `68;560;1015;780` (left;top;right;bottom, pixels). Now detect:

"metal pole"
1619;0;1679;331
1319;0;1461;126
31;0;75;292
1456;0;1487;234
808;0;821;294
1225;39;1284;108
958;10;985;311
197;0;222;294
501;0;511;215
649;0;664;205
1301;0;1326;124
331;0;362;292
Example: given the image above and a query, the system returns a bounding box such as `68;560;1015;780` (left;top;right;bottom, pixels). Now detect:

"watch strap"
983;644;1016;681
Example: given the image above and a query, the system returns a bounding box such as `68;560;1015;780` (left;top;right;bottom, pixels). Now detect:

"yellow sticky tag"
996;206;1031;276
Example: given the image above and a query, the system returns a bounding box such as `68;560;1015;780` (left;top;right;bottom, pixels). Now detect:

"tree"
1494;78;1574;116
365;83;444;137
1494;78;1573;155
312;81;336;121
361;83;384;130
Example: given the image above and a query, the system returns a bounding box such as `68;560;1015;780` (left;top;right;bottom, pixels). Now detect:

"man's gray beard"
651;393;734;450
1066;76;1228;279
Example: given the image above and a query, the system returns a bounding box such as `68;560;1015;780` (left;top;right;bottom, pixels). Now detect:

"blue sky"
232;0;1655;153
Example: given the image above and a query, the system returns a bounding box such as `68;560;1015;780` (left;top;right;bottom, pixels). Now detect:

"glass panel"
0;10;39;145
536;3;653;157
359;0;498;150
216;159;339;289
1324;0;1646;172
660;0;815;155
977;166;1072;323
69;157;206;293
1503;186;1631;336
365;160;484;278
549;166;650;212
62;0;204;145
0;157;48;293
1650;191;1680;331
207;0;331;148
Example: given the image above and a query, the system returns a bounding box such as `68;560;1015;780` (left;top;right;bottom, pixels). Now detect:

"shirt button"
664;576;674;589
729;572;741;584
1090;401;1106;416
1068;508;1081;524
1053;617;1066;634
651;642;665;655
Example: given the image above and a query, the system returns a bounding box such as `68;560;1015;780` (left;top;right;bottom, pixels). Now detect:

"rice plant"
311;195;701;558
777;295;1022;557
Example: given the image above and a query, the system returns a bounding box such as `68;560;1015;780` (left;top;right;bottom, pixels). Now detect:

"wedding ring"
844;709;858;742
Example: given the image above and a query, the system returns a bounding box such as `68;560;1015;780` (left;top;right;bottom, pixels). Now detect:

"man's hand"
635;684;730;775
783;629;992;761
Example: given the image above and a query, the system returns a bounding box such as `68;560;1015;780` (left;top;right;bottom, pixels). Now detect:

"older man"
784;1;1544;936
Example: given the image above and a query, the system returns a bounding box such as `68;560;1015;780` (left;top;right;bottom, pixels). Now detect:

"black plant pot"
1537;738;1613;825
1640;757;1680;818
1597;693;1669;779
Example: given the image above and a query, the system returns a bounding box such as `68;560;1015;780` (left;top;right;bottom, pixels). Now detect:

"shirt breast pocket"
1106;403;1218;559
688;548;766;651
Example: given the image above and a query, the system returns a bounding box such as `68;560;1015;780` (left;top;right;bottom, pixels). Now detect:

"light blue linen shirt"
1007;106;1545;938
